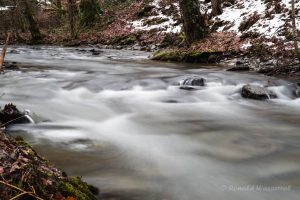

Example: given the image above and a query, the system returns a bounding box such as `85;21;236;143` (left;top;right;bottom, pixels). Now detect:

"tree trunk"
67;0;77;39
0;33;10;71
291;0;299;56
17;0;42;41
211;0;222;17
179;0;207;45
56;0;62;19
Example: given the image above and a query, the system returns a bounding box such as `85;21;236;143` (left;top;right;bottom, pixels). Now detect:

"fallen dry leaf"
66;196;77;200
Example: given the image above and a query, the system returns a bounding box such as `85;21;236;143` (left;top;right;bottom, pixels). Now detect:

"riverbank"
0;104;100;200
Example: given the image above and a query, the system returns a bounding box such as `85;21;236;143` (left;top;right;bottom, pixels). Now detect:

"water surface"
2;46;300;200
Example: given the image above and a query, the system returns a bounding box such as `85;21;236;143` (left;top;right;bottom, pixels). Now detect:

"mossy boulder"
152;50;222;63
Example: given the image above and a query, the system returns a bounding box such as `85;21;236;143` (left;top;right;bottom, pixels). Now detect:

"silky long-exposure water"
1;46;300;200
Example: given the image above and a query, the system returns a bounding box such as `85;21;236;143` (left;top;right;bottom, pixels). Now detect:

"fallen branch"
0;33;10;71
0;180;44;200
0;115;29;128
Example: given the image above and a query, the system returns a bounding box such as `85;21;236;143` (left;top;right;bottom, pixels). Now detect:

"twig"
0;180;43;200
10;191;33;200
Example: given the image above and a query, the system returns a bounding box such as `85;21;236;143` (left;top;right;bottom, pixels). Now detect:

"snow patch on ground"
0;6;13;11
128;0;181;34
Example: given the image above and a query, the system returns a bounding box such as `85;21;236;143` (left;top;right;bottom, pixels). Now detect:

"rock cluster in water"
179;77;299;101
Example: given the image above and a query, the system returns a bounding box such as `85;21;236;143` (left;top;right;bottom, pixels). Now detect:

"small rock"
241;85;277;100
256;60;275;73
180;77;205;90
294;89;300;98
294;83;300;98
236;59;249;65
227;58;250;71
261;60;274;66
150;45;156;51
227;65;250;71
256;65;274;73
3;62;19;70
132;45;141;51
89;49;102;56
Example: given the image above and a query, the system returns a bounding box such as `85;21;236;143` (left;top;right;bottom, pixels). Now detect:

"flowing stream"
1;46;300;200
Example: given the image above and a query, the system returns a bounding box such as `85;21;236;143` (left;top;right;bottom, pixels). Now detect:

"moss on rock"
111;35;137;46
152;50;222;63
59;177;97;200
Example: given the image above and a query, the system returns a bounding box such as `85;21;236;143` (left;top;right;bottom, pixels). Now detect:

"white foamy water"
1;46;300;200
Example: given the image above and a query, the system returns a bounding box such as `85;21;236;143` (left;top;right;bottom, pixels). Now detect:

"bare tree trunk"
56;0;62;19
211;0;222;17
179;0;207;45
0;33;10;71
17;0;42;41
68;0;77;39
291;0;299;57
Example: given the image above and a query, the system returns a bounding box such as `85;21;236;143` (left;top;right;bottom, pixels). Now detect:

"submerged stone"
241;85;277;100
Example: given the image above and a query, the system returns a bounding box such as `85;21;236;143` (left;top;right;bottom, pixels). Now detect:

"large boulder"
180;77;205;90
241;85;277;100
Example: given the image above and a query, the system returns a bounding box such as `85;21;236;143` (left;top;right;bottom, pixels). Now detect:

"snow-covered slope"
128;0;299;40
128;0;182;33
214;0;300;38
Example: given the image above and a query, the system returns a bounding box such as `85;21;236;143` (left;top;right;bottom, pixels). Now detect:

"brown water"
2;46;300;200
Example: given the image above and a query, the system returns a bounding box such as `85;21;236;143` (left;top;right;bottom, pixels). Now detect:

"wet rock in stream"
256;60;275;74
0;104;33;126
179;77;205;90
241;85;277;100
294;84;300;98
3;61;19;70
